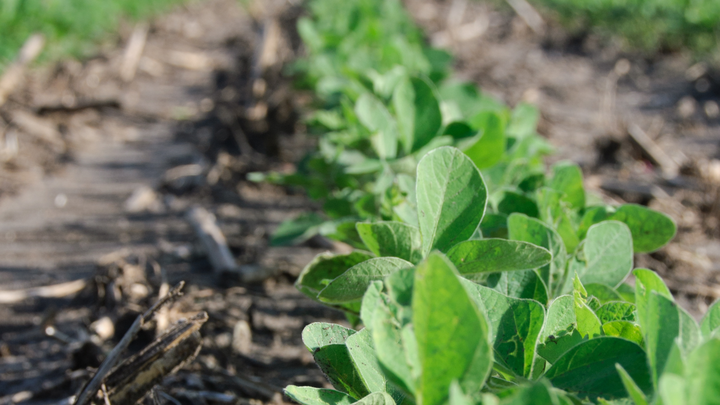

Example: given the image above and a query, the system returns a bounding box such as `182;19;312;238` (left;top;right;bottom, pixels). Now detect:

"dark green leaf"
480;213;509;239
462;112;506;170
701;299;720;338
497;191;540;218
444;122;476;139
545;337;653;401
608;204;676;253
460;278;545;377
446;239;551;277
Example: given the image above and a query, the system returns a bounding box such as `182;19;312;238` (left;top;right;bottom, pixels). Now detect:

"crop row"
252;0;720;404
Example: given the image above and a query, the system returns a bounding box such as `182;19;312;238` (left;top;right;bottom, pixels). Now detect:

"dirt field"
1;0;720;403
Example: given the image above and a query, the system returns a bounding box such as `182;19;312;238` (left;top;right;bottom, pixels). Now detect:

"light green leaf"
659;374;686;405
459;278;545;377
678;306;700;356
296;251;375;302
545;337;653;401
393;76;442;153
416;147;487;255
508;213;567;297
319;257;413;303
371;300;417;394
353;392;396;405
701;299;720;338
615;364;648;405
686;338;720;405
446;239;551;277
549;162;585;211
357;222;423;263
272;213;326;246
448;382;472;405
572;275;603;339
595;302;637;323
537;295;584;364
602;321;644;346
638;289;680;387
536;188;579;253
580;221;633;288
585;283;624;303
284;386;356;405
347;329;403;403
413;253;493;405
608;204;676;253
500;380;559;405
302;323;366;397
356;93;398;159
462;112;506;169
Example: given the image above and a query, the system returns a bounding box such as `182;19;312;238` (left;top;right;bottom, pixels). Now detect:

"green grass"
0;0;198;71
525;0;720;60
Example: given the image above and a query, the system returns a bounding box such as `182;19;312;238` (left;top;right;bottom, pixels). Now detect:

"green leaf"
416;147;487;255
659;374;686;405
579;221;634;288
297;251;375;303
497;191;540;218
319;257;413;303
487;270;549;305
480;213;509;239
506;103;539;139
285;386;356;405
508;213;567;297
357;222;423;263
615;364;648;405
549;162;585;211
678;306;700;356
536;188;579;253
701;299;720;338
585;283;624;304
462;112;506;170
544;337;653;401
686;338;720;405
537;296;583;364
370;297;417;394
272;213;326;246
347;329;403;402
608;204;676;253
446;239;551;277
602;321;644;346
572;276;603;339
393;76;443;153
444;122;475;139
595;302;637;323
352;392;396;405
459;278;545;377
500;380;559;405
413;253;493;405
577;206;610;241
356;93;398;159
638;290;680;387
302;323;366;398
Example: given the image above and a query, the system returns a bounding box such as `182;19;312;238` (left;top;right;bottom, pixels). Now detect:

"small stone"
232;320;252;355
90;316;115;341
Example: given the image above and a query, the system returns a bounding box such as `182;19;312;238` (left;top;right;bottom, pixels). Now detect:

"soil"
1;0;720;403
